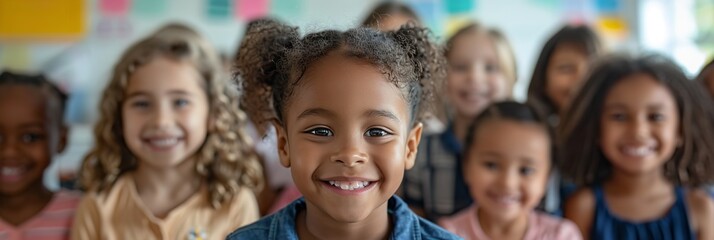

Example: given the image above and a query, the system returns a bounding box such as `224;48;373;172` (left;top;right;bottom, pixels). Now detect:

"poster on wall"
0;0;86;40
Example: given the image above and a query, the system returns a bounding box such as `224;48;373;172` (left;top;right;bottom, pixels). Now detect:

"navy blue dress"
591;185;695;240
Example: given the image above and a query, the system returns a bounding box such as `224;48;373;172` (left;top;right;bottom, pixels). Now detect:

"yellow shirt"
70;175;259;240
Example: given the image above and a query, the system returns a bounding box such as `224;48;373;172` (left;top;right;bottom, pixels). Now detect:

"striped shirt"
402;125;473;221
0;191;82;240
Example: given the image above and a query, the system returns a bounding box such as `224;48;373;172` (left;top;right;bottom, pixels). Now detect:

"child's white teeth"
1;167;23;176
328;180;370;191
623;146;653;157
495;196;519;204
150;138;178;147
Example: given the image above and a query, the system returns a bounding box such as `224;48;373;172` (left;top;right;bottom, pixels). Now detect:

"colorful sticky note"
0;0;85;39
132;0;166;17
445;16;473;39
0;45;31;71
531;0;561;10
409;0;446;37
206;0;232;20
445;0;476;15
100;0;130;16
595;16;628;41
595;0;620;13
237;0;269;21
271;0;302;20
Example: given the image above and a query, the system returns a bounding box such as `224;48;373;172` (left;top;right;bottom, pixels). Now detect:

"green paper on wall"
133;0;166;17
271;0;302;20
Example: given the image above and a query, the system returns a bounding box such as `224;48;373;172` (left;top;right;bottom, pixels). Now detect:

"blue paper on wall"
595;0;620;13
409;0;446;37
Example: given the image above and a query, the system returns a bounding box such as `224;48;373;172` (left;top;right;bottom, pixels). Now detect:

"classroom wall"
1;0;706;190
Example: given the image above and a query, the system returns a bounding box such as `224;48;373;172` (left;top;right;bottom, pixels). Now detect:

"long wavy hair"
80;23;262;207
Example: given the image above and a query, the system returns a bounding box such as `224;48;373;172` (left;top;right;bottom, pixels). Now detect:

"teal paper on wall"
133;0;166;17
445;0;476;14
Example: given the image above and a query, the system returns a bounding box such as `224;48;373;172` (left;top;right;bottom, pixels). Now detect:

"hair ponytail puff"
235;18;299;125
389;24;446;123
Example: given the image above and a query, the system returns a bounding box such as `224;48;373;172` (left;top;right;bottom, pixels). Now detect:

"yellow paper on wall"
0;0;85;40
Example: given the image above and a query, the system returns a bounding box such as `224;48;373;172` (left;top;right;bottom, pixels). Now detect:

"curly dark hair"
0;71;68;123
526;25;602;120
235;18;445;127
558;54;714;187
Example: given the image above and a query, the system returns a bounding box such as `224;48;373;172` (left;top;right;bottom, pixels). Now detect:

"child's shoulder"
225;214;276;240
563;187;595;238
413;215;463;240
390;196;462;239
685;188;714;236
565;187;596;211
219;187;260;225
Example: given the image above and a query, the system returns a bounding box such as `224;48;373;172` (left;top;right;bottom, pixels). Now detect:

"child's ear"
272;120;291;168
56;124;68;154
404;122;423;170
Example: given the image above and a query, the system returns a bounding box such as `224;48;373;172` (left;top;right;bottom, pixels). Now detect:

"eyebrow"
519;157;536;165
364;109;400;123
125;90;192;99
19;123;44;129
297;108;336;120
604;102;667;111
296;108;401;123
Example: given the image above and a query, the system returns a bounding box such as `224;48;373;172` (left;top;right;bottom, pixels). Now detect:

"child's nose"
495;170;519;190
150;104;174;128
330;135;367;167
469;66;490;93
0;137;19;158
628;117;650;139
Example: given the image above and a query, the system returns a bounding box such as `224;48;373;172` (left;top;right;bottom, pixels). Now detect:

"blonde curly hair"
80;23;262;208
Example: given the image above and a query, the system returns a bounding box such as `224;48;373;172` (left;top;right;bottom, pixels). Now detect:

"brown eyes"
303;127;391;137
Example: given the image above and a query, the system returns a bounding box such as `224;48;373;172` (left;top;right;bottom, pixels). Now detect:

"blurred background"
0;0;712;189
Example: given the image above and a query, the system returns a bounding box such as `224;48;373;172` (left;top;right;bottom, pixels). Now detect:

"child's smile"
0;85;60;195
140;130;185;152
122;57;210;169
600;73;679;175
322;179;377;194
275;51;421;223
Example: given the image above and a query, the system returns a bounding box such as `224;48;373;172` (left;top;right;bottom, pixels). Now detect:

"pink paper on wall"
100;0;130;16
237;0;269;21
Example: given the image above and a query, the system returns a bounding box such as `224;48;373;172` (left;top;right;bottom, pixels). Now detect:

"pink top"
438;205;582;240
0;191;82;240
267;185;302;214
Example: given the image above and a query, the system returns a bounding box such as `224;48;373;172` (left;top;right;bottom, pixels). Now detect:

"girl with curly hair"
226;19;459;239
71;24;262;240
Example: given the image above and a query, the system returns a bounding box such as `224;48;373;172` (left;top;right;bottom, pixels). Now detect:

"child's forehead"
0;84;48;102
288;53;410;116
471;119;550;150
0;85;51;120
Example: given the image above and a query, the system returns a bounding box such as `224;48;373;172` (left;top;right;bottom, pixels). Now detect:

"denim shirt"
226;195;461;240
